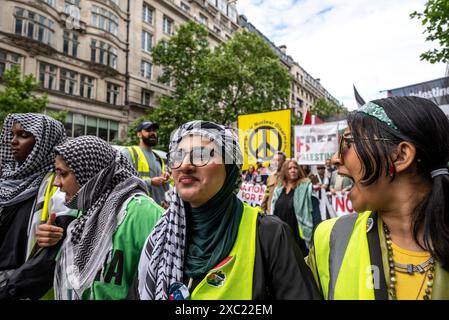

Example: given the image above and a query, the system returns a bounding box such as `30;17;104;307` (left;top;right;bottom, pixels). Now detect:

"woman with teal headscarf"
133;120;320;300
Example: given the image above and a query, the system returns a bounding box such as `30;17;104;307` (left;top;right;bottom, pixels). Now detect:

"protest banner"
237;182;266;207
315;189;354;219
331;191;354;217
294;120;346;165
387;76;449;117
238;109;291;170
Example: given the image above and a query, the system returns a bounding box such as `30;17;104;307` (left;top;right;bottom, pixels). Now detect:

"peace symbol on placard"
248;125;282;161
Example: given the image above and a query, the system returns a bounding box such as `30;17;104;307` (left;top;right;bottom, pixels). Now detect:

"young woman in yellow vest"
0;113;71;300
133;120;320;300
307;96;449;300
37;136;164;300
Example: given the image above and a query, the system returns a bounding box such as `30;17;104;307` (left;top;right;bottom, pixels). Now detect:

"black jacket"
0;197;75;300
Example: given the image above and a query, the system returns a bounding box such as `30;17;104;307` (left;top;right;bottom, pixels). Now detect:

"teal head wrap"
357;101;399;130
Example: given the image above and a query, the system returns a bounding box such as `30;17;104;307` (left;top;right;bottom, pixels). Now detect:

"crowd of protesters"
0;96;449;300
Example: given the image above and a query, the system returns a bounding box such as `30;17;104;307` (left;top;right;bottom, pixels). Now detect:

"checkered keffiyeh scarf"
137;120;242;300
0;113;66;208
54;136;147;300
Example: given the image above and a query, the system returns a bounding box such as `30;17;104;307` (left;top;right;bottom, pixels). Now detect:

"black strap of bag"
366;211;389;300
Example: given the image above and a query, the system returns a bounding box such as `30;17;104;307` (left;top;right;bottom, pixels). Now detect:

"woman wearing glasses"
37;136;164;300
307;96;449;300
133;120;320;300
0;113;69;300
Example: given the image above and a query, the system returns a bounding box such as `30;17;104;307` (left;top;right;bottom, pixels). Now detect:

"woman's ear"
392;141;417;173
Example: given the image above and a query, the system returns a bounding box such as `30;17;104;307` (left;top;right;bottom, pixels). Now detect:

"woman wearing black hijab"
133;120;320;300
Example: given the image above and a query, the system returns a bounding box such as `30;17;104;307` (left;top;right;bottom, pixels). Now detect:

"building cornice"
37;86;128;112
0;31;58;57
85;28;127;49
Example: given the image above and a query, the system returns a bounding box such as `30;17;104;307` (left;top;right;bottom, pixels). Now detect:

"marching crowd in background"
0;96;449;300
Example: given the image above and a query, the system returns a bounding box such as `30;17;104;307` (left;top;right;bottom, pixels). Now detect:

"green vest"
81;194;164;300
127;146;165;179
313;211;449;300
191;203;260;300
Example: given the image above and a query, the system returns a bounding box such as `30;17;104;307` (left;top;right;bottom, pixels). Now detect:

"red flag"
302;107;311;125
314;116;324;124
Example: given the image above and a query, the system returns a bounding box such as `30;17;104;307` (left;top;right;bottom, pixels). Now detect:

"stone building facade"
0;0;337;142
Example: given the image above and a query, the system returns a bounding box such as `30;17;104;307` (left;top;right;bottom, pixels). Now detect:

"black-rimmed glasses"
168;147;216;169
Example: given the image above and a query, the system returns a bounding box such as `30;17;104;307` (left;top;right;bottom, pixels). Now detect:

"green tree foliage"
291;114;303;126
149;22;212;149
311;98;348;120
206;31;291;124
115;115;146;147
47;109;68;125
145;21;291;148
0;65;48;128
411;0;449;64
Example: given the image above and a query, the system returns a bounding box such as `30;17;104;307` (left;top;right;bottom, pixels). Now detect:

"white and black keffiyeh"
0;113;66;208
138;120;242;300
54;136;147;300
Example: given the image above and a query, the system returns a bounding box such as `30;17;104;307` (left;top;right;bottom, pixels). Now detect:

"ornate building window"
0;49;21;78
198;13;208;27
143;3;154;25
228;5;238;22
141;89;152;106
59;69;78;95
80;75;95;99
141;31;153;52
217;0;227;13
91;5;119;36
141;60;152;79
163;16;174;35
107;82;120;105
41;0;56;7
64;0;81;13
90;39;118;69
14;7;55;46
38;62;57;90
63;31;79;57
39;62;96;99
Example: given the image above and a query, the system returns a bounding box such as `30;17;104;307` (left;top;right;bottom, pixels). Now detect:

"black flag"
353;84;365;108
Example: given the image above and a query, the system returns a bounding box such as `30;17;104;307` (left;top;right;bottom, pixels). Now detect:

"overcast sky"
236;0;447;110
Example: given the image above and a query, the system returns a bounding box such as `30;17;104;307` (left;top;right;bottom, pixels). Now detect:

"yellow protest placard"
238;109;291;170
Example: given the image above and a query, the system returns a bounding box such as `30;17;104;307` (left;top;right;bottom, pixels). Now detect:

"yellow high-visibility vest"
127;146;165;179
191;203;259;300
313;212;376;300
